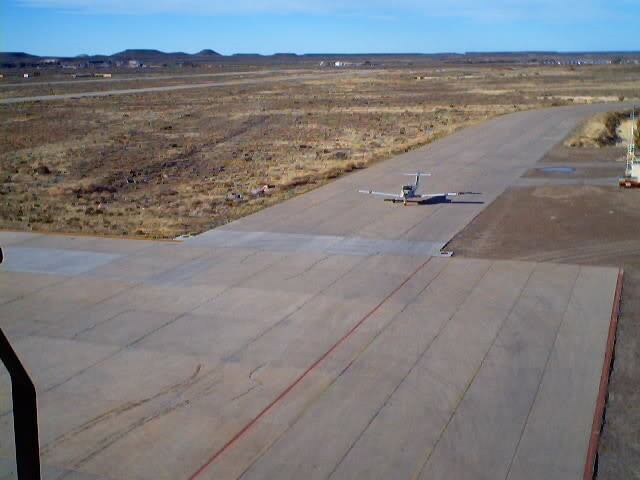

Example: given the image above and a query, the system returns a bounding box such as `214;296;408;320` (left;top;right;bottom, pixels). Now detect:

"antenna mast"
626;108;637;175
629;109;636;157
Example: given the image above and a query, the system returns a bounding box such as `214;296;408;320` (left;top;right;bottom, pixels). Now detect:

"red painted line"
188;257;432;480
583;268;624;480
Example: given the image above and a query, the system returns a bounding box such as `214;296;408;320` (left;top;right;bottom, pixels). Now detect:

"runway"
0;104;625;479
0;69;305;89
0;70;365;105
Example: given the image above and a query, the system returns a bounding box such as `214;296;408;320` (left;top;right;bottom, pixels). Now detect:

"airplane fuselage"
400;184;421;204
401;185;417;197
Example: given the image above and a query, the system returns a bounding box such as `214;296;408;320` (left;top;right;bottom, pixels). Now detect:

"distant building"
128;59;141;68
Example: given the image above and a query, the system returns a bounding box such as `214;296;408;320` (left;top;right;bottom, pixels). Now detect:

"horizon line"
4;49;640;58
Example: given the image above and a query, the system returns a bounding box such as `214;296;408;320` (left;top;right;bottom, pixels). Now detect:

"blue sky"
2;0;639;56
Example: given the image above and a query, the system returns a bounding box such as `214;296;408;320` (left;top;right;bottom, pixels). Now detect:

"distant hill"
111;49;220;60
1;52;41;61
197;49;221;56
112;49;176;60
0;49;227;67
1;49;639;69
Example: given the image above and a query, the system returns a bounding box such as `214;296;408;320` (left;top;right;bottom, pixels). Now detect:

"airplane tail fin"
402;172;431;190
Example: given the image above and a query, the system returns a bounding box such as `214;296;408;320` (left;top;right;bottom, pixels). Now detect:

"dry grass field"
1;64;639;238
564;109;640;148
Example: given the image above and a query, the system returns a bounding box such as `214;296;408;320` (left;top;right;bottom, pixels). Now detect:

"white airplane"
359;173;479;206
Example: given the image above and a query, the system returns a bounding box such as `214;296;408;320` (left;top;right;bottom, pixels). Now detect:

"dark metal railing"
0;327;41;479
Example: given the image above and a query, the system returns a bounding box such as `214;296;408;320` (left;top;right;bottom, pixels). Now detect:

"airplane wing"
358;190;403;199
419;191;480;199
419;193;451;199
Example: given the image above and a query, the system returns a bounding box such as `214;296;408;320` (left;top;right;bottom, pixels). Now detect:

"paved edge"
0;228;182;243
583;268;624;480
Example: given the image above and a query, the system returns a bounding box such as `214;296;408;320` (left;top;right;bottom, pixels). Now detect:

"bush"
602;112;622;145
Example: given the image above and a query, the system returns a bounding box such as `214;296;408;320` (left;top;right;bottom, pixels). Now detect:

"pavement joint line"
0;238;188;303
119;249;287;350
10;280;150;398
504;264;582;480
283;254;331;281
31;248;360;450
583;267;624;480
0;246;122;310
412;262;537;480
237;257;450;479
324;258;487;480
33;249;288;456
2;246;122;277
6;248;279;415
239;257;494;480
0;272;73;309
72;246;366;442
219;251;369;365
397;204;446;240
69;309;136;341
309;191;421;235
23;243;216;338
240;183;352;231
0;270;148;351
187;255;434;480
189;230;445;258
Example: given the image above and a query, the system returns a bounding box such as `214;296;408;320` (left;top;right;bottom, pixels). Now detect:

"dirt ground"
448;143;640;479
1;64;639;238
541;144;626;164
523;165;621;179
